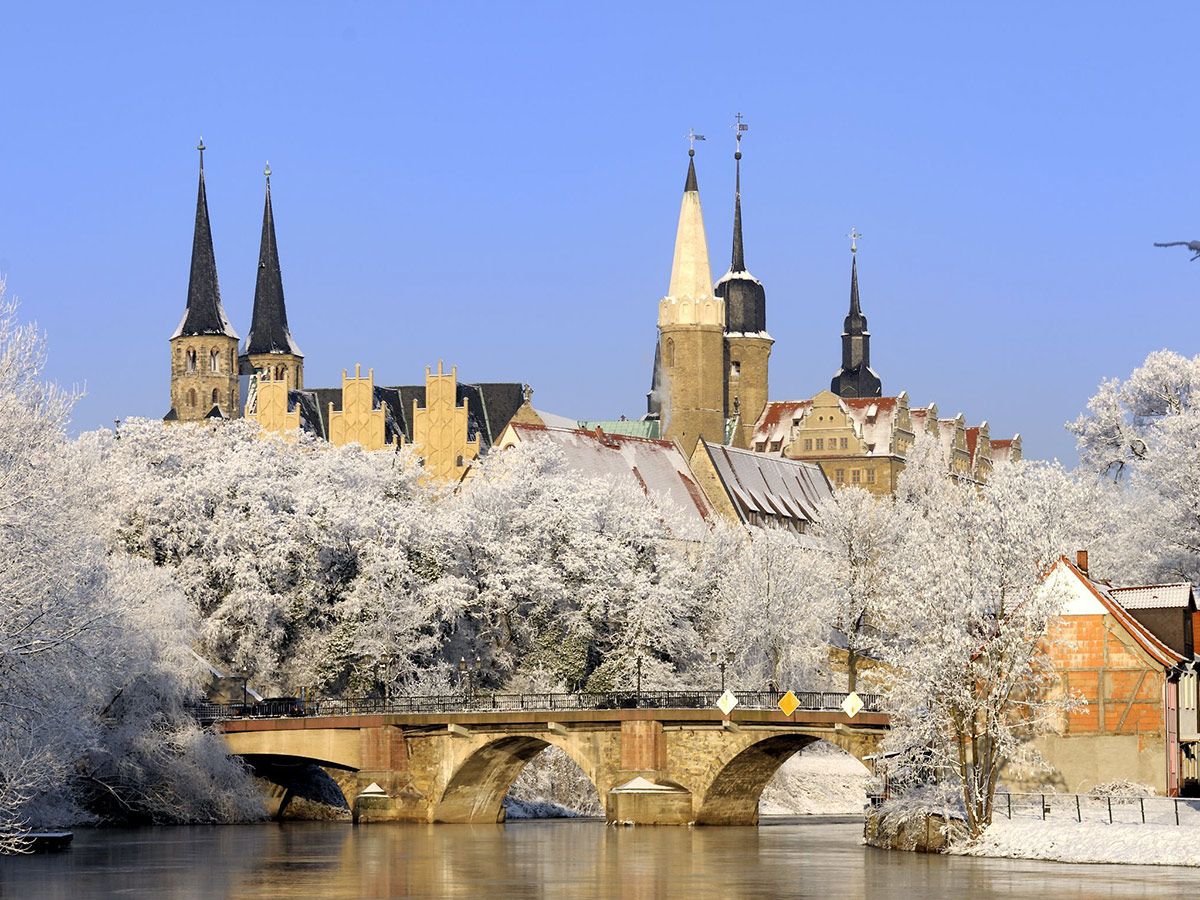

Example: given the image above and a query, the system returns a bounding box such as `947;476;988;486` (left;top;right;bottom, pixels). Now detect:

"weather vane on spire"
687;127;706;155
847;227;863;253
732;113;747;157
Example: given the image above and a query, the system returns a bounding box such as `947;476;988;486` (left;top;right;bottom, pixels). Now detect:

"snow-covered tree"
807;486;899;692
1068;350;1200;583
880;437;1081;838
0;280;259;850
706;523;831;692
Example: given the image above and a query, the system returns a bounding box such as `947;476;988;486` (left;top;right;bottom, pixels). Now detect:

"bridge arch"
694;733;872;825
433;734;602;824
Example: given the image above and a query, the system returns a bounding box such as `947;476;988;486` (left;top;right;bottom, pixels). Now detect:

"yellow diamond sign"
777;690;800;716
716;690;739;716
841;691;864;718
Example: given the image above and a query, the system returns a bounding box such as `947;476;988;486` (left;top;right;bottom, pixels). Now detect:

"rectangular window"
730;361;741;377
816;438;824;451
835;468;845;485
804;438;813;451
866;469;876;484
840;437;848;450
852;469;861;484
770;440;782;452
755;442;766;452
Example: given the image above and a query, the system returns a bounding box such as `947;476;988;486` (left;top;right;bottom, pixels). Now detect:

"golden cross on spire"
687;127;706;154
847;227;863;253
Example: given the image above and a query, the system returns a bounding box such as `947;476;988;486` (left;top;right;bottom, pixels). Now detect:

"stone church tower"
239;164;304;390
829;240;882;399
715;133;772;448
655;149;726;453
167;141;240;422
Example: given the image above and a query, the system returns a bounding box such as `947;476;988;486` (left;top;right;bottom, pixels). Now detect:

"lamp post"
635;653;643;704
459;655;482;700
711;650;735;693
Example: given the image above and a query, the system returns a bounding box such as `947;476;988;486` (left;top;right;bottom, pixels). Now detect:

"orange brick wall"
1046;615;1165;737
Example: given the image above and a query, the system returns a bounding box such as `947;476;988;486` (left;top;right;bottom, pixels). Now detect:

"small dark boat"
26;832;73;853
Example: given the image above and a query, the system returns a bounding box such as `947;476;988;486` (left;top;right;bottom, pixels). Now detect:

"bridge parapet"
192;690;883;725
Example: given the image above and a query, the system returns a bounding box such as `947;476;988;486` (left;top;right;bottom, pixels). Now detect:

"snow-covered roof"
1109;584;1195;610
1056;557;1185;668
699;441;833;527
751;400;813;451
531;409;579;430
503;423;715;532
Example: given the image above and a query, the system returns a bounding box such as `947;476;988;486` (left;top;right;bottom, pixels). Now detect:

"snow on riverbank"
759;741;869;816
958;818;1200;867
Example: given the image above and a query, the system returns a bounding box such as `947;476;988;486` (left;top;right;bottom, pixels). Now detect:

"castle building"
166;141;240;422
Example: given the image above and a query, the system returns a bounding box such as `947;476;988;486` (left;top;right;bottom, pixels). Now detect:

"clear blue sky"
3;2;1197;462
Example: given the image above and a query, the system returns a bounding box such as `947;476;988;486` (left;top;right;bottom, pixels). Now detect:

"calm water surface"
1;817;1194;900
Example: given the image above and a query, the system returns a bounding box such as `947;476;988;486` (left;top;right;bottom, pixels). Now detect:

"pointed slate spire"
830;237;882;399
242;163;302;358
172;139;238;339
844;253;866;334
715;127;766;335
667;149;714;302
731;151;745;272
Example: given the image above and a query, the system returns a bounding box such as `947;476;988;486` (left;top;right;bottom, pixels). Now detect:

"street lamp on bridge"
459;656;482;699
710;650;735;693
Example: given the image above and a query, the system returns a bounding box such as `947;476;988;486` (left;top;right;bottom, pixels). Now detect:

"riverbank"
958;818;1200;867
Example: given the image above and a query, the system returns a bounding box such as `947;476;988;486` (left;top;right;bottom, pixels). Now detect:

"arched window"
665;338;675;368
211;389;219;406
210;348;220;373
186;348;197;373
188;389;196;408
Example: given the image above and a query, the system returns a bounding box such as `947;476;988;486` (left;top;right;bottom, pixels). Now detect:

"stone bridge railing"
191;689;883;724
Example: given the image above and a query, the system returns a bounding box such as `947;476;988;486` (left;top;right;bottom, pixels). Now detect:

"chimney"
1076;550;1089;575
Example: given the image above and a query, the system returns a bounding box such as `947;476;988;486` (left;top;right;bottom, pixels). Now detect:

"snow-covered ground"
759;741;869;816
959;818;1200;867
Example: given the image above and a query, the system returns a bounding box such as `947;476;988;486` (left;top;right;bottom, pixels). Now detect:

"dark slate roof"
700;441;833;527
714;153;767;335
163;407;179;422
172;151;238;339
241;175;303;359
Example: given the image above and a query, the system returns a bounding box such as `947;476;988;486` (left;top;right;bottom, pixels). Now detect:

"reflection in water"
2;819;1197;899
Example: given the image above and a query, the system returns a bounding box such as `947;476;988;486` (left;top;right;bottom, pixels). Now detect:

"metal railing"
1000;791;1200;826
188;689;882;725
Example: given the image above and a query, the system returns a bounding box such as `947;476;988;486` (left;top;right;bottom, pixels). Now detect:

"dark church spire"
241;163;302;360
172;139;238;340
830;230;882;399
715;116;766;335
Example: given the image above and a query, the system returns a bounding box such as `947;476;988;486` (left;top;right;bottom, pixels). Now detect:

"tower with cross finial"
166;139;241;422
830;228;882;398
714;113;773;448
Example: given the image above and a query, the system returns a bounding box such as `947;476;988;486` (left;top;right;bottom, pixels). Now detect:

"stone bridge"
220;703;888;825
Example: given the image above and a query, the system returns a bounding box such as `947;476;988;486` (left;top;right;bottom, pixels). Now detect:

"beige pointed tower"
658;148;726;453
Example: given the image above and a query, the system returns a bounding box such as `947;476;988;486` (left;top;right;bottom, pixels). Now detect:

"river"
1;817;1195;899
